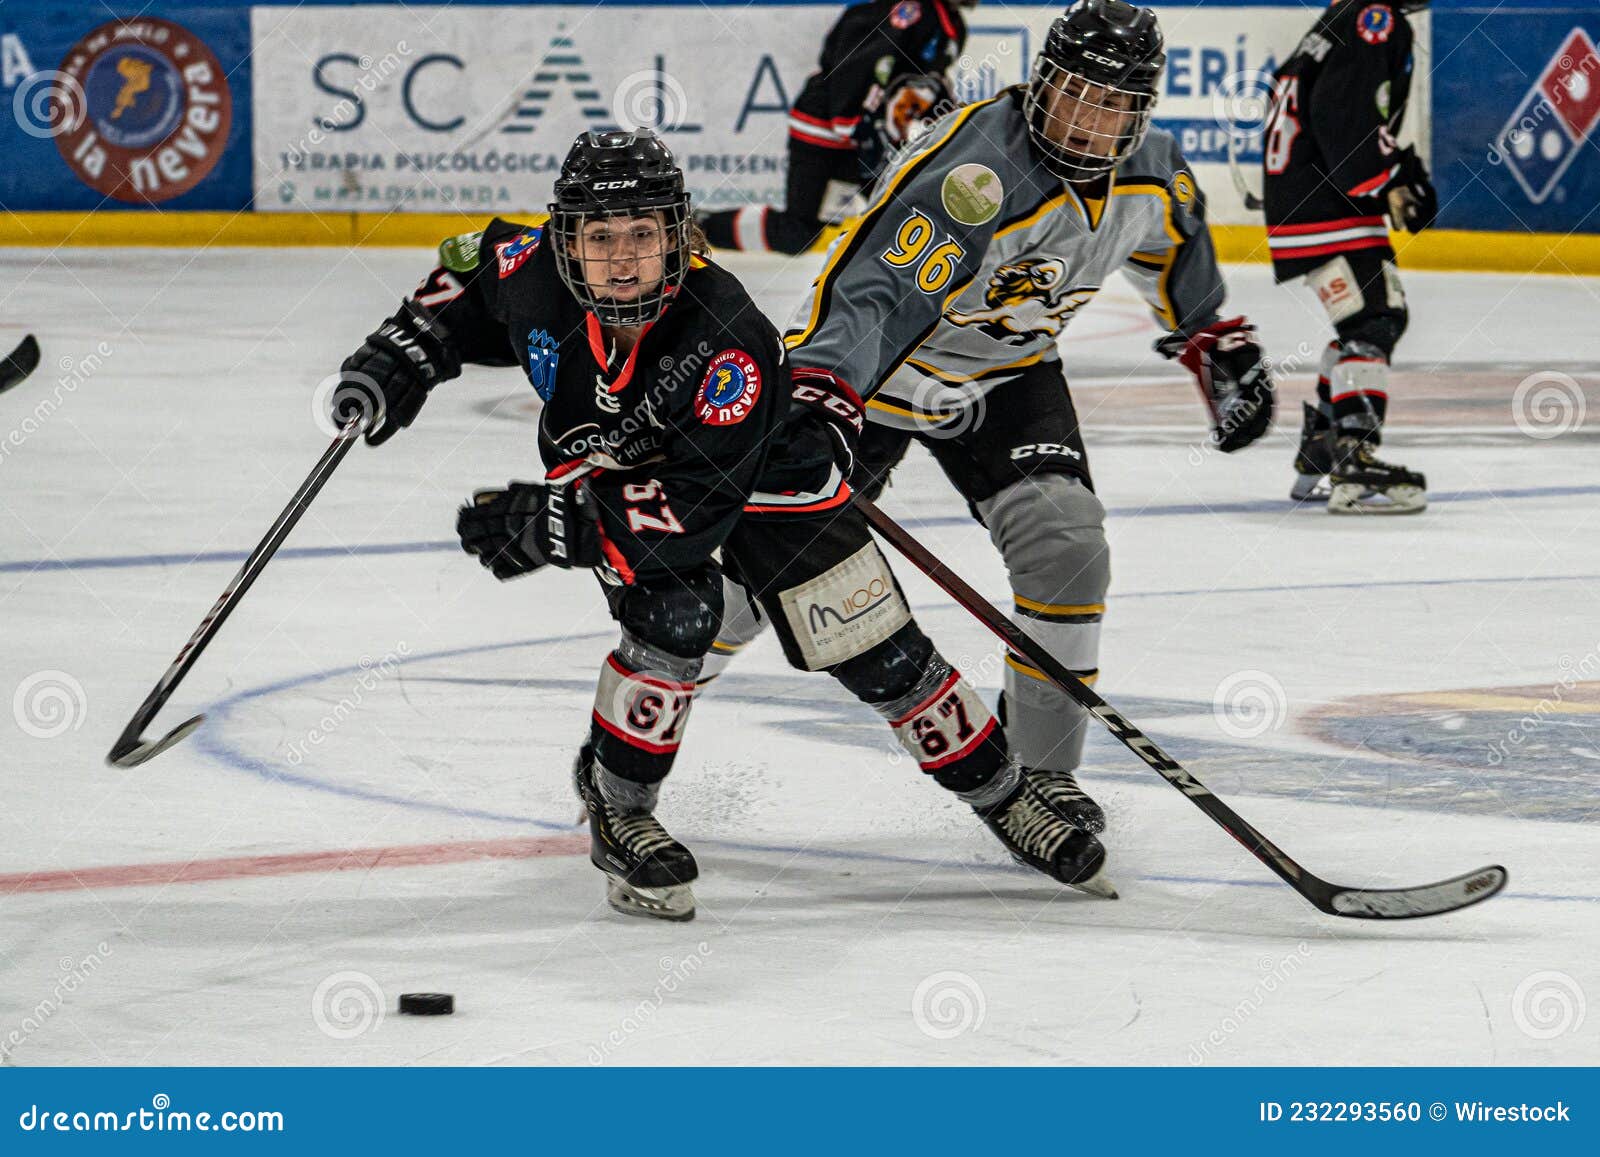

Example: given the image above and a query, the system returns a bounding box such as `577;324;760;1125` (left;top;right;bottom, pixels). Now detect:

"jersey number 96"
880;211;966;295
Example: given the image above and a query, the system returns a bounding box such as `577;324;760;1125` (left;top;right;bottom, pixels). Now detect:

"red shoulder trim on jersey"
933;0;959;39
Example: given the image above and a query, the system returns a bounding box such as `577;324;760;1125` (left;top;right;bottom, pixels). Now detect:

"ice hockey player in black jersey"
1262;0;1436;514
698;0;972;254
330;129;1112;921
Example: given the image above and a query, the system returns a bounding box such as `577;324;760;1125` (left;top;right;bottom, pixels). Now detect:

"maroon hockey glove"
790;366;866;474
1158;317;1274;454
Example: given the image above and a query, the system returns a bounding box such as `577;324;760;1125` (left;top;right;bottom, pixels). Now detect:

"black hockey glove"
1158;317;1274;454
790;365;866;475
1385;146;1437;233
334;300;462;446
457;477;602;581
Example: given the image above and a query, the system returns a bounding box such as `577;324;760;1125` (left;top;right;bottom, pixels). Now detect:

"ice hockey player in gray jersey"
702;0;1274;834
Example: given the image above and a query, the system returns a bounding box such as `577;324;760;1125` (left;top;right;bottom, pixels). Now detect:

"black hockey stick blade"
0;334;40;395
107;714;205;769
105;419;362;769
855;496;1508;920
1317;865;1508;920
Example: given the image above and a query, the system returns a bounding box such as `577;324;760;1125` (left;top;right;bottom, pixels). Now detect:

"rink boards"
0;1;1596;264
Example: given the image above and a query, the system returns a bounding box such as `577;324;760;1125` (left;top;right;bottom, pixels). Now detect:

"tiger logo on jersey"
946;260;1098;344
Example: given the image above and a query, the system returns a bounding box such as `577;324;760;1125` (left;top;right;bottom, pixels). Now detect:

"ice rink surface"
1;245;1597;1066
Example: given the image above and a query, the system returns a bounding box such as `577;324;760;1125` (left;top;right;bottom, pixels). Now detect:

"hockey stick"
1226;131;1263;213
855;496;1507;919
106;418;363;768
0;334;40;395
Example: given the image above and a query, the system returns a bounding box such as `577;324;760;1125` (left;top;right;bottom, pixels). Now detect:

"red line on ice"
0;834;589;896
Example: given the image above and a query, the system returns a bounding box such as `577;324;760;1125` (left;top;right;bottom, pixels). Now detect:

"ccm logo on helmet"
1081;50;1126;68
592;180;640;190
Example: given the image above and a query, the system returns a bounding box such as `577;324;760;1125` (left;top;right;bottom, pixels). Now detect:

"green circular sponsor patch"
941;163;1003;226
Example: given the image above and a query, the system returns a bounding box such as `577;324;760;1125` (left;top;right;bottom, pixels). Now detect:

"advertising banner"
0;4;251;211
248;4;1369;224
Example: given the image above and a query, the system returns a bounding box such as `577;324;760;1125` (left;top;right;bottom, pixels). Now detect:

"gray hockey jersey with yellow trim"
784;88;1226;429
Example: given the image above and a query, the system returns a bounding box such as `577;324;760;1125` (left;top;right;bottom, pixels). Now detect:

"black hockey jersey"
411;216;824;583
1261;0;1414;277
788;0;965;152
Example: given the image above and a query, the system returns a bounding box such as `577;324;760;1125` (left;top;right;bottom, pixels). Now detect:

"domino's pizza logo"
1494;28;1600;205
496;228;544;278
1356;5;1394;46
52;18;232;203
694;350;762;426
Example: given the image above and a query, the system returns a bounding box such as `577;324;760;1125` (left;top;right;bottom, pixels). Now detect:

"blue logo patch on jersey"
527;328;560;401
1356;5;1394;45
890;1;922;31
695;350;762;426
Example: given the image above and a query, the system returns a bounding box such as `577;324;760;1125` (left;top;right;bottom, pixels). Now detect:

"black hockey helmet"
1023;0;1166;182
550;129;692;327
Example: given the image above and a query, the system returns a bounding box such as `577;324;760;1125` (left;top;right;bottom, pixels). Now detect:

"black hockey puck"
398;992;454;1016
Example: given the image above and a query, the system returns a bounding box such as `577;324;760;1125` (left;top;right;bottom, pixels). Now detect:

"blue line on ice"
193;631;1597;908
5;482;1596;576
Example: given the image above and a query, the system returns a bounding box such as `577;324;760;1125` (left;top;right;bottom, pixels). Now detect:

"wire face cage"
550;201;692;327
1023;57;1158;183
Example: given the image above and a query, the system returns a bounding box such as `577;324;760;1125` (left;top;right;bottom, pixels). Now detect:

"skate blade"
604;876;696;922
1289;474;1331;503
1070;868;1119;900
1328;483;1426;515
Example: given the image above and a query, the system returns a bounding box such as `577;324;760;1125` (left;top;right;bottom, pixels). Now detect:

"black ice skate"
977;779;1116;898
1289;401;1335;502
1024;767;1106;834
1328;433;1427;515
575;749;699;922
